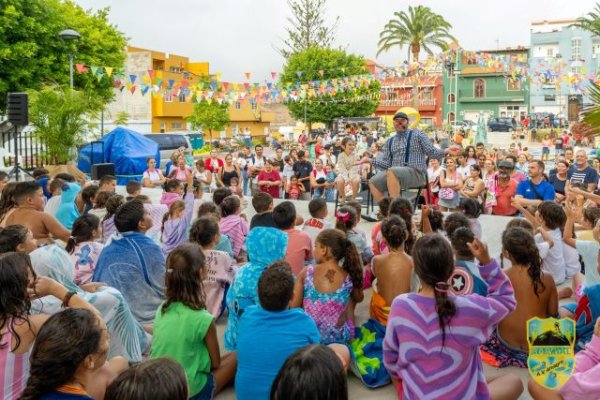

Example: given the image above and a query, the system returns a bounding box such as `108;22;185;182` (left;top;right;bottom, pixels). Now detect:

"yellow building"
126;46;274;137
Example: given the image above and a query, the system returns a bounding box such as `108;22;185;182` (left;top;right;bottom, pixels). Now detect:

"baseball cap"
393;111;409;120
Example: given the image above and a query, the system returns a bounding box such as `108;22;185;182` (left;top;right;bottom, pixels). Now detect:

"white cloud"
73;0;598;80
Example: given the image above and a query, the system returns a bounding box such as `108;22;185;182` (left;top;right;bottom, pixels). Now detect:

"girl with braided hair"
292;228;364;345
481;227;558;368
383;234;522;400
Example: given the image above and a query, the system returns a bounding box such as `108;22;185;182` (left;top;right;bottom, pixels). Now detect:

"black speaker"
7;92;28;126
92;163;115;181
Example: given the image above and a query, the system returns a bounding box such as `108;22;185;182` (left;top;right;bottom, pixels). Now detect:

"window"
178;92;186;102
474;79;485;98
251;102;257;110
507;78;521;91
447;93;455;104
235;102;241;110
593;43;600;58
544;94;556;101
572;38;582;61
447;112;455;123
171;122;183;129
164;94;173;103
546;47;554;58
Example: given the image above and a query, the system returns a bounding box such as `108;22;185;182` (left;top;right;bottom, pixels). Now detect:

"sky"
73;0;599;81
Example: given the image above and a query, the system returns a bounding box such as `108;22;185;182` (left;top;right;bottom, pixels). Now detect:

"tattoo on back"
325;269;336;284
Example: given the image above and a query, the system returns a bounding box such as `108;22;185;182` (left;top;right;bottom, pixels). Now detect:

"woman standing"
310;159;334;202
142;157;166;188
465;146;477;165
218;153;241;188
438;157;463;211
549;160;569;203
460;164;486;204
193;159;213;194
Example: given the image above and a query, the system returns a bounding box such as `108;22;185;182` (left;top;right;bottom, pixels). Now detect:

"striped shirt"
383;259;515;399
373;130;445;172
0;325;30;400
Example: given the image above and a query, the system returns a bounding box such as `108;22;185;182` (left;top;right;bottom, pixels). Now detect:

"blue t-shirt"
37;390;94;400
235;306;320;400
567;165;598;187
516;178;555;201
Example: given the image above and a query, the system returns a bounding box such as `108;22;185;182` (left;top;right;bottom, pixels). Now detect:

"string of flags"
72;48;599;105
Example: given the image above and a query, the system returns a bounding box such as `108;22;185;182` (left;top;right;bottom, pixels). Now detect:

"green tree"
278;0;339;59
377;5;456;61
113;111;129;126
187;99;230;144
0;0;127;110
280;47;380;130
29;85;103;165
572;3;600;36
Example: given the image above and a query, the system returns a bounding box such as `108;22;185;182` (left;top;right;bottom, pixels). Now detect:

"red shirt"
288;184;301;200
492;178;518;216
315;143;323;158
258;170;281;198
204;157;224;173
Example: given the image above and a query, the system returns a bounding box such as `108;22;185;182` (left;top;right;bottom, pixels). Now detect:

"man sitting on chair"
368;111;461;202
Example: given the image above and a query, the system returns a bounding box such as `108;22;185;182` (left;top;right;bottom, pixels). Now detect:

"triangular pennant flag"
244;72;251;80
319;70;324;77
168;79;175;88
114;79;121;89
141;85;149;96
183;71;190;78
129;74;137;84
96;70;104;82
244;82;250;90
210;81;217;90
75;64;88;74
222;82;229;91
156;78;163;88
130;85;136;94
91;66;99;76
104;67;113;77
271;72;277;79
181;80;189;89
215;72;221;81
148;69;155;79
119;85;125;92
296;71;303;78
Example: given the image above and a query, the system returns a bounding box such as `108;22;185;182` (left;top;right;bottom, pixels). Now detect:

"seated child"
126;180;142;199
160;179;184;208
375;198;417;255
383;235;523;400
271;345;348;400
370;197;391;256
66;214;104;286
459;197;483;239
195;202;234;258
336;204;374;268
481;227;558;368
420;204;444;234
224;227;288;350
497;218;554;269
89;190;112;222
292;229;364;345
441;211;471;241
44;177;65;216
448;227;488;296
302;198;333;245
236;261;320;400
370;216;417;326
151;243;236;398
101;194;125;243
55;180;82;230
189;217;237;318
105;358;189;400
249;192;276;229
160;172;194;255
514;201;569;284
273;201;313;275
218;195;249;262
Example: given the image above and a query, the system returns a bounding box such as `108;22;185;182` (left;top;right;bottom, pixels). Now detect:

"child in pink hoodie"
529;317;600;400
219;195;249;262
160;179;184;208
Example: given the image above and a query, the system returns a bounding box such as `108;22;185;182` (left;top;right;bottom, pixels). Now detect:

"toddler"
218;195;249;262
160;172;194;255
66;214;104;286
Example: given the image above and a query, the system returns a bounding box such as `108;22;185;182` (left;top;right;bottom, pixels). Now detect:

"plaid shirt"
373;130;445;172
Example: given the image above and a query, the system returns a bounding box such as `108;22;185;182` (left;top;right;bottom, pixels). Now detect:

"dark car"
144;133;192;170
487;118;517;132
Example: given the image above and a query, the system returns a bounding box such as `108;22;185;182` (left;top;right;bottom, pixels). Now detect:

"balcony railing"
379;97;436;107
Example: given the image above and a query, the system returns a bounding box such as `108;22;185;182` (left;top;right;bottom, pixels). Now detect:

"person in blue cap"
368;111;461;202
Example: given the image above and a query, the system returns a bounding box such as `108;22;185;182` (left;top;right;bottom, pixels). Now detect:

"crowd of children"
3;141;600;400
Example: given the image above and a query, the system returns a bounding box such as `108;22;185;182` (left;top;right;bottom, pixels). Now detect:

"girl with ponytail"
292;228;364;345
66;214;103;286
383;234;523;400
481;227;558;369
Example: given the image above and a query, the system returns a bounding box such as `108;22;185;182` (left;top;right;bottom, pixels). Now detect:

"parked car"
143;133;192;171
487;118;517;132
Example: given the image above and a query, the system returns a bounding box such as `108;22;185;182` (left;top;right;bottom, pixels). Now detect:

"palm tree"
571;3;600;36
377;5;456;61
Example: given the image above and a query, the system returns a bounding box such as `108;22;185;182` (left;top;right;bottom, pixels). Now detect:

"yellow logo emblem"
527;317;576;390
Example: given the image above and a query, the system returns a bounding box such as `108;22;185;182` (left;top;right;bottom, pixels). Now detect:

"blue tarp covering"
77;127;160;185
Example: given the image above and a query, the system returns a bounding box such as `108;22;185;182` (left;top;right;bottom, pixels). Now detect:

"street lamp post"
58;29;81;89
